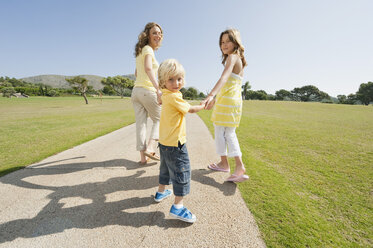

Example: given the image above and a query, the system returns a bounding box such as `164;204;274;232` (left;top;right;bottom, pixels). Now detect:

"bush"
102;85;116;95
47;89;59;97
1;87;16;97
321;98;333;104
14;87;40;96
123;88;132;97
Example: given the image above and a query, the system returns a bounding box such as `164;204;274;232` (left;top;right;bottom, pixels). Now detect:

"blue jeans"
159;142;191;197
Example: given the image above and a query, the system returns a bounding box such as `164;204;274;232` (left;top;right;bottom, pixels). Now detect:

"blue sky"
1;0;372;97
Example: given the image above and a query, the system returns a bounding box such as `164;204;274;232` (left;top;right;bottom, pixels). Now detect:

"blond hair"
134;22;163;57
219;28;247;67
158;59;185;89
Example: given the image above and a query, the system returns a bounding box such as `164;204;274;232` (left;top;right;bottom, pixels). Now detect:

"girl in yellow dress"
202;28;249;183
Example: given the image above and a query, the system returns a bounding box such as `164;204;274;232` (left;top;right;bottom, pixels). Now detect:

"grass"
2;97;372;246
0;96;135;176
198;101;373;247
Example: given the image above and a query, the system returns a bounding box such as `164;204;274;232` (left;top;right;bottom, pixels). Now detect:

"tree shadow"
0;158;190;244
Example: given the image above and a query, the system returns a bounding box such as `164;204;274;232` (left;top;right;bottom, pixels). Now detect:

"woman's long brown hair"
134;22;163;57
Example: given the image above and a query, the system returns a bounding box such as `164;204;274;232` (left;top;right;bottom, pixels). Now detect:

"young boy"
154;59;204;223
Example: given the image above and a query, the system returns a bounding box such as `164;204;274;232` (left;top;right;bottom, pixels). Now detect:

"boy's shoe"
169;205;196;223
154;189;172;202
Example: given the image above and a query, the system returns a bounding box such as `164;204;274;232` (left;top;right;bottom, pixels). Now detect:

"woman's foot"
208;162;230;172
144;151;160;161
138;157;150;165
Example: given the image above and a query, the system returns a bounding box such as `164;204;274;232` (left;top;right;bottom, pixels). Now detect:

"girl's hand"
205;98;215;110
202;95;214;109
201;95;211;106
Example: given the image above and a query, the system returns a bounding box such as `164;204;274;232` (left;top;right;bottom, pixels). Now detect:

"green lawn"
2;97;372;246
198;101;373;247
0;96;134;176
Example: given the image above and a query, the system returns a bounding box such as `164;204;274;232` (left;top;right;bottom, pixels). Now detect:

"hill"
20;74;136;90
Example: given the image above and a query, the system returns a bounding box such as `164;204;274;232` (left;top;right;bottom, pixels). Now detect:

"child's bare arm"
202;54;238;108
188;104;204;113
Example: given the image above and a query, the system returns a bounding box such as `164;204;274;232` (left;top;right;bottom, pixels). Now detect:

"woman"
131;22;163;164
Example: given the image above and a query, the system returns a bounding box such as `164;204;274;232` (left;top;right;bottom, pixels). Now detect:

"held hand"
203;95;214;109
205;98;215;110
201;95;211;108
200;99;207;107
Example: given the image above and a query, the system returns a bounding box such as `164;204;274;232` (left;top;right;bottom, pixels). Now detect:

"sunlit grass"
198;101;373;247
2;97;372;246
0;96;135;176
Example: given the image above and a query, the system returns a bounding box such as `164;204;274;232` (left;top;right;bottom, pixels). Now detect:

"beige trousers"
131;87;161;151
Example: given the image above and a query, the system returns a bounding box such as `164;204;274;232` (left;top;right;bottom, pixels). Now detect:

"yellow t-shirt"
159;89;191;147
134;45;159;92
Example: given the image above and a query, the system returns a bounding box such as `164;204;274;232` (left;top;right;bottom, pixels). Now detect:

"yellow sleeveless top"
211;73;243;127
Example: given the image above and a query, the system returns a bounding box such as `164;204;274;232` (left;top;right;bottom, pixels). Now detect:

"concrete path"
0;114;265;248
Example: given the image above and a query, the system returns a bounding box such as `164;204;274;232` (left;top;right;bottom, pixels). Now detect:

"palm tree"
242;81;251;100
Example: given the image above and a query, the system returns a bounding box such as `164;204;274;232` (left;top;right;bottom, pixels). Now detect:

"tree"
318;91;331;102
65;76;89;104
247;90;267;100
102;85;116;95
256;90;268;100
275;89;292;100
101;76;134;98
36;83;51;96
291;85;317;101
338;94;358;105
291;85;330;102
242;81;251;100
180;87;187;96
267;94;276;101
356;81;373;105
183;87;198;100
7;78;26;87
86;85;97;95
337;95;347;104
1;82;13;88
1;87;16;97
198;92;206;99
47;89;59;97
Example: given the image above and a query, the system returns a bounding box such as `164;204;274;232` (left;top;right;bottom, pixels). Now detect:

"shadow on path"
192;169;237;196
0;158;181;243
0;158;236;243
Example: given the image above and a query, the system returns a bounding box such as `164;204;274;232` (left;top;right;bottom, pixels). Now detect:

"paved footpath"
0;114;265;248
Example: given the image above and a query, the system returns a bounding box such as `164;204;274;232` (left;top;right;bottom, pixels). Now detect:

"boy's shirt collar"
161;88;182;95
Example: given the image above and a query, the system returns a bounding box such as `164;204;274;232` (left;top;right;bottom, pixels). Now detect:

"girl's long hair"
134;22;163;57
219;29;246;67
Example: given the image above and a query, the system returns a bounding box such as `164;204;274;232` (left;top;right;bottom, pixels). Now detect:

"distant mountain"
122;74;136;81
20;74;136;90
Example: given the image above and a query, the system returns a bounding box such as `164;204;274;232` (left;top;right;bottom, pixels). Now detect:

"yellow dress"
211;73;243;127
